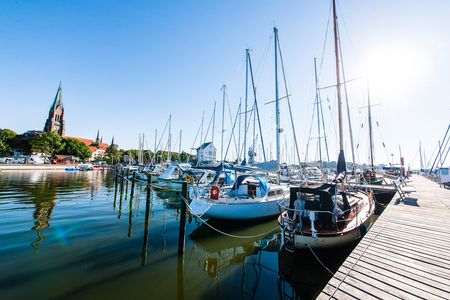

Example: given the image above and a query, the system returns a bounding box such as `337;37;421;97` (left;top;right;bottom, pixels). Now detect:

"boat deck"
317;175;450;299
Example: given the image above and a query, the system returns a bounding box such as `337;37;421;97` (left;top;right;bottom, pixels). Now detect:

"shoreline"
0;164;111;171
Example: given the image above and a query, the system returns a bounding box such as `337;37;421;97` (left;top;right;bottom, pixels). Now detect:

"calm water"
0;171;356;300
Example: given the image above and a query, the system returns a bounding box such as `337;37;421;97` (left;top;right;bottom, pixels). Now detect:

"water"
0;171;355;299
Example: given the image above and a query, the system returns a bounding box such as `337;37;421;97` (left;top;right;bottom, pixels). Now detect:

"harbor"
0;1;449;299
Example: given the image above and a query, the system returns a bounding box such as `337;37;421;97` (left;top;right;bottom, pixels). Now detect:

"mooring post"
147;174;152;199
141;176;152;266
130;171;136;199
125;169;129;195
120;168;125;195
114;167;118;202
178;181;188;255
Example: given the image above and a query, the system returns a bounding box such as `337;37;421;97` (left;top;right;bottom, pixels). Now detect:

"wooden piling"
125;169;129;195
130;171;136;199
178;181;188;255
120;169;125;195
141;176;152;266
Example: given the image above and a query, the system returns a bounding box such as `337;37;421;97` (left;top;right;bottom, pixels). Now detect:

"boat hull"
152;179;184;191
286;215;374;249
189;198;289;221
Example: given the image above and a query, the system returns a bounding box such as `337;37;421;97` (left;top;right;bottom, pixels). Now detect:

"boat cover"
231;174;268;197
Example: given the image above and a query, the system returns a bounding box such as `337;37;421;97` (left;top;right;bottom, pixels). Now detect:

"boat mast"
244;49;249;164
314;57;323;170
248;51;267;162
274;27;281;169
419;141;423;171
238;97;242;162
333;0;346;173
179;129;182;159
154;129;157;159
221;84;226;161
367;80;375;170
168;114;172;162
200;111;204;144
212;101;216;144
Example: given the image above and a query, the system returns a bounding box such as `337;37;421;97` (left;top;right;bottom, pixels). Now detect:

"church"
43;82;110;161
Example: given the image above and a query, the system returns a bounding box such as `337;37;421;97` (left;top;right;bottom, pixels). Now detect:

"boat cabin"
292;183;350;228
230;175;268;198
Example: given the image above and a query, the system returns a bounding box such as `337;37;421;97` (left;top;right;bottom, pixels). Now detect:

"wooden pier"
318;175;450;299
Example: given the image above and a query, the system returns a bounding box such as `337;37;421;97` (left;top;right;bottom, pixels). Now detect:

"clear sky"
0;0;449;168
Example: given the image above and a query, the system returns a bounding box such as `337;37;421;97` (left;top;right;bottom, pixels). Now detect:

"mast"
244;49;249;164
221;84;226;161
154;129;157;158
212;101;216;144
248;51;267;162
237;97;242;163
419;141;423;171
274;27;281;168
179;129;182;159
314;57;323;170
333;0;346;174
367;81;375;170
200;111;204;144
168;114;172;162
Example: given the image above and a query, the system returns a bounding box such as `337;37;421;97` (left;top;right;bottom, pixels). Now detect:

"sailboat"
278;0;375;249
188;29;290;221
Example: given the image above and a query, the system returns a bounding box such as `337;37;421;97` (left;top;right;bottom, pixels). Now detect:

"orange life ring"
210;185;220;200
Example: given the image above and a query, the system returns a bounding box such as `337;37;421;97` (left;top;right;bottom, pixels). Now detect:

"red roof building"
64;136;109;161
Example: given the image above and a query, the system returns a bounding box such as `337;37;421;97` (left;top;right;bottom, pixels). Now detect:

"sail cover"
336;150;346;175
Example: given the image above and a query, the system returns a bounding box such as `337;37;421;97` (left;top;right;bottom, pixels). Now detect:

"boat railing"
279;203;366;234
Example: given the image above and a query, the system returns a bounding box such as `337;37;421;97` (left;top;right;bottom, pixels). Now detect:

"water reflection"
188;219;280;299
0;171;361;300
0;171;111;251
278;244;355;299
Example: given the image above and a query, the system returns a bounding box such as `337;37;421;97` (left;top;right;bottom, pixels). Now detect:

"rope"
181;195;279;239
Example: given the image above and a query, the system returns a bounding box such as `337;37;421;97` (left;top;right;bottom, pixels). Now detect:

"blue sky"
0;0;449;168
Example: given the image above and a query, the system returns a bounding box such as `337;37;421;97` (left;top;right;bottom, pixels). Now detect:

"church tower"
44;82;65;136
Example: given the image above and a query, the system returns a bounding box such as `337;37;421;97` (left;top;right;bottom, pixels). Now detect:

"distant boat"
189;174;289;221
65;167;78;172
77;164;93;171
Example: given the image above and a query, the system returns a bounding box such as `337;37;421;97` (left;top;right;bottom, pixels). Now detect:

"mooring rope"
180;195;279;239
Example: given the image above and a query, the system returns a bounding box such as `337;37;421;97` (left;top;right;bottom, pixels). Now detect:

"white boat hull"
152;179;184;191
189;197;289;221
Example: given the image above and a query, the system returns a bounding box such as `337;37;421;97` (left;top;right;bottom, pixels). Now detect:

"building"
64;135;109;161
44;82;65;136
196;142;216;163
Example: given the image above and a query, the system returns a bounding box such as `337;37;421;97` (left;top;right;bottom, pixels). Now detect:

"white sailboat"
188;28;290;221
279;0;375;249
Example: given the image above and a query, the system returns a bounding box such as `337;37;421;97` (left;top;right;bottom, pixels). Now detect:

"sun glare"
363;44;425;103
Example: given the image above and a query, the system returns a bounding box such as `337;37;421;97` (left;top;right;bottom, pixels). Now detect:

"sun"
363;43;426;103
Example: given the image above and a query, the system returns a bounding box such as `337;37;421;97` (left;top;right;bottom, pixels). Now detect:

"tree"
180;151;190;162
0;129;16;141
0;129;17;156
105;143;121;164
30;132;63;156
61;138;92;160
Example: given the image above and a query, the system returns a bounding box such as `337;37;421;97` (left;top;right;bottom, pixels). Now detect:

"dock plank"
319;175;450;299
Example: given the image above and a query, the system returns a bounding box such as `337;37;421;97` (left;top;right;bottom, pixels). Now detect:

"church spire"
111;136;115;146
95;130;100;143
44;82;65;136
52;81;63;111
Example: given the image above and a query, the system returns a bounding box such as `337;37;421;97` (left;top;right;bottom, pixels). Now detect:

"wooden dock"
318;175;450;299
